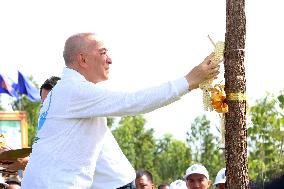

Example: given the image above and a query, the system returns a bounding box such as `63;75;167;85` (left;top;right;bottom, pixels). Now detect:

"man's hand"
185;53;222;91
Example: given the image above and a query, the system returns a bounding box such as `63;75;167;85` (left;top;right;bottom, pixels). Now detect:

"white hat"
214;168;226;185
169;180;187;189
184;164;209;180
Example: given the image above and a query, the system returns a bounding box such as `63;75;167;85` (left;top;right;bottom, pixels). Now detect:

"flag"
17;71;40;102
0;74;18;98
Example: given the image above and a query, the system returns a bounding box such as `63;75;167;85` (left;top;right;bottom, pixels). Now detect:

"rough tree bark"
224;0;249;189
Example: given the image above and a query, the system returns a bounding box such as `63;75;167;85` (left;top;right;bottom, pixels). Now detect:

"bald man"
22;33;221;189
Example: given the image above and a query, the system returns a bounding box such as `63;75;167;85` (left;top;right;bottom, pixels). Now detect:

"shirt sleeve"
54;77;189;118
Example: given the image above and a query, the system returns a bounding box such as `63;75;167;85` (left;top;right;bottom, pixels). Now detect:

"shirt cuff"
172;77;190;96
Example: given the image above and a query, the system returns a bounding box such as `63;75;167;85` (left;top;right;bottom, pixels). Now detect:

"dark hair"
158;184;170;189
40;76;61;96
5;180;21;186
264;174;284;189
136;170;153;183
249;180;261;189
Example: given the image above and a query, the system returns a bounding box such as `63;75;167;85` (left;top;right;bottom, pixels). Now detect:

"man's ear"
76;53;88;68
186;180;189;188
207;179;212;188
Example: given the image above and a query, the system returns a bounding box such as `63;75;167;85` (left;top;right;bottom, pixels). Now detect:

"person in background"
135;170;154;189
39;76;61;103
169;180;187;189
0;76;61;173
6;180;21;189
0;176;8;189
22;32;221;189
158;183;170;189
264;174;284;189
248;180;261;189
184;164;212;189
213;168;226;189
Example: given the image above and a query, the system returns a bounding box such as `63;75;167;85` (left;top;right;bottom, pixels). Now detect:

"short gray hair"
63;33;95;65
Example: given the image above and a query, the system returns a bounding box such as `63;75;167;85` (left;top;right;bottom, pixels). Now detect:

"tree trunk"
224;0;249;189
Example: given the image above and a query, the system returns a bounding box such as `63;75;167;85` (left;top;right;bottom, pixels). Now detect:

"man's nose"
107;55;112;64
193;181;200;187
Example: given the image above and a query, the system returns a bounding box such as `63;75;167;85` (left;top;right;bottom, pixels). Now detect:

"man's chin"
101;76;109;81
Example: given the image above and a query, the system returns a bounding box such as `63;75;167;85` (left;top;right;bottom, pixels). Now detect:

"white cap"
184;164;209;180
214;168;226;185
169;180;187;189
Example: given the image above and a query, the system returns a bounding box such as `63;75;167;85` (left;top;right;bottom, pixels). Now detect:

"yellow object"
212;42;225;61
200;39;226;147
210;84;227;148
226;92;246;101
0;134;6;147
211;84;228;113
199;80;213;111
220;114;225;147
199;41;224;111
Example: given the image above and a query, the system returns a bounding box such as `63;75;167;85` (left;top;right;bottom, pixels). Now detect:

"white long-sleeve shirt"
22;67;189;189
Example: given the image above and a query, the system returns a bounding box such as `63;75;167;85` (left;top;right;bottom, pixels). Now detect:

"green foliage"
112;114;227;186
248;91;284;183
186;115;225;182
278;92;284;109
11;76;41;146
1;73;282;186
112;115;157;175
112;115;192;186
107;117;115;128
154;134;192;183
12;96;41;146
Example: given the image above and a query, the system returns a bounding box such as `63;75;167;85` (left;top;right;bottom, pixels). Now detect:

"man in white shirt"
22;33;221;189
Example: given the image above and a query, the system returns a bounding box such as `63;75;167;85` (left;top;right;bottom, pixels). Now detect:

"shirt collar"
62;67;86;81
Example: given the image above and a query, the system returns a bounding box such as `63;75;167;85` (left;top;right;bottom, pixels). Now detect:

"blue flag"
17;71;40;102
0;74;18;98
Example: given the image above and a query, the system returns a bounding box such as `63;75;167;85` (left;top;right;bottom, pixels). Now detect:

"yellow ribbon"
226;93;246;101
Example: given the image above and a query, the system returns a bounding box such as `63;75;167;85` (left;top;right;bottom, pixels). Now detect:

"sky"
0;0;283;141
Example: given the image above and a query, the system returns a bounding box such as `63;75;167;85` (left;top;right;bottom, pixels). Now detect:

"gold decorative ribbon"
226;93;246;101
